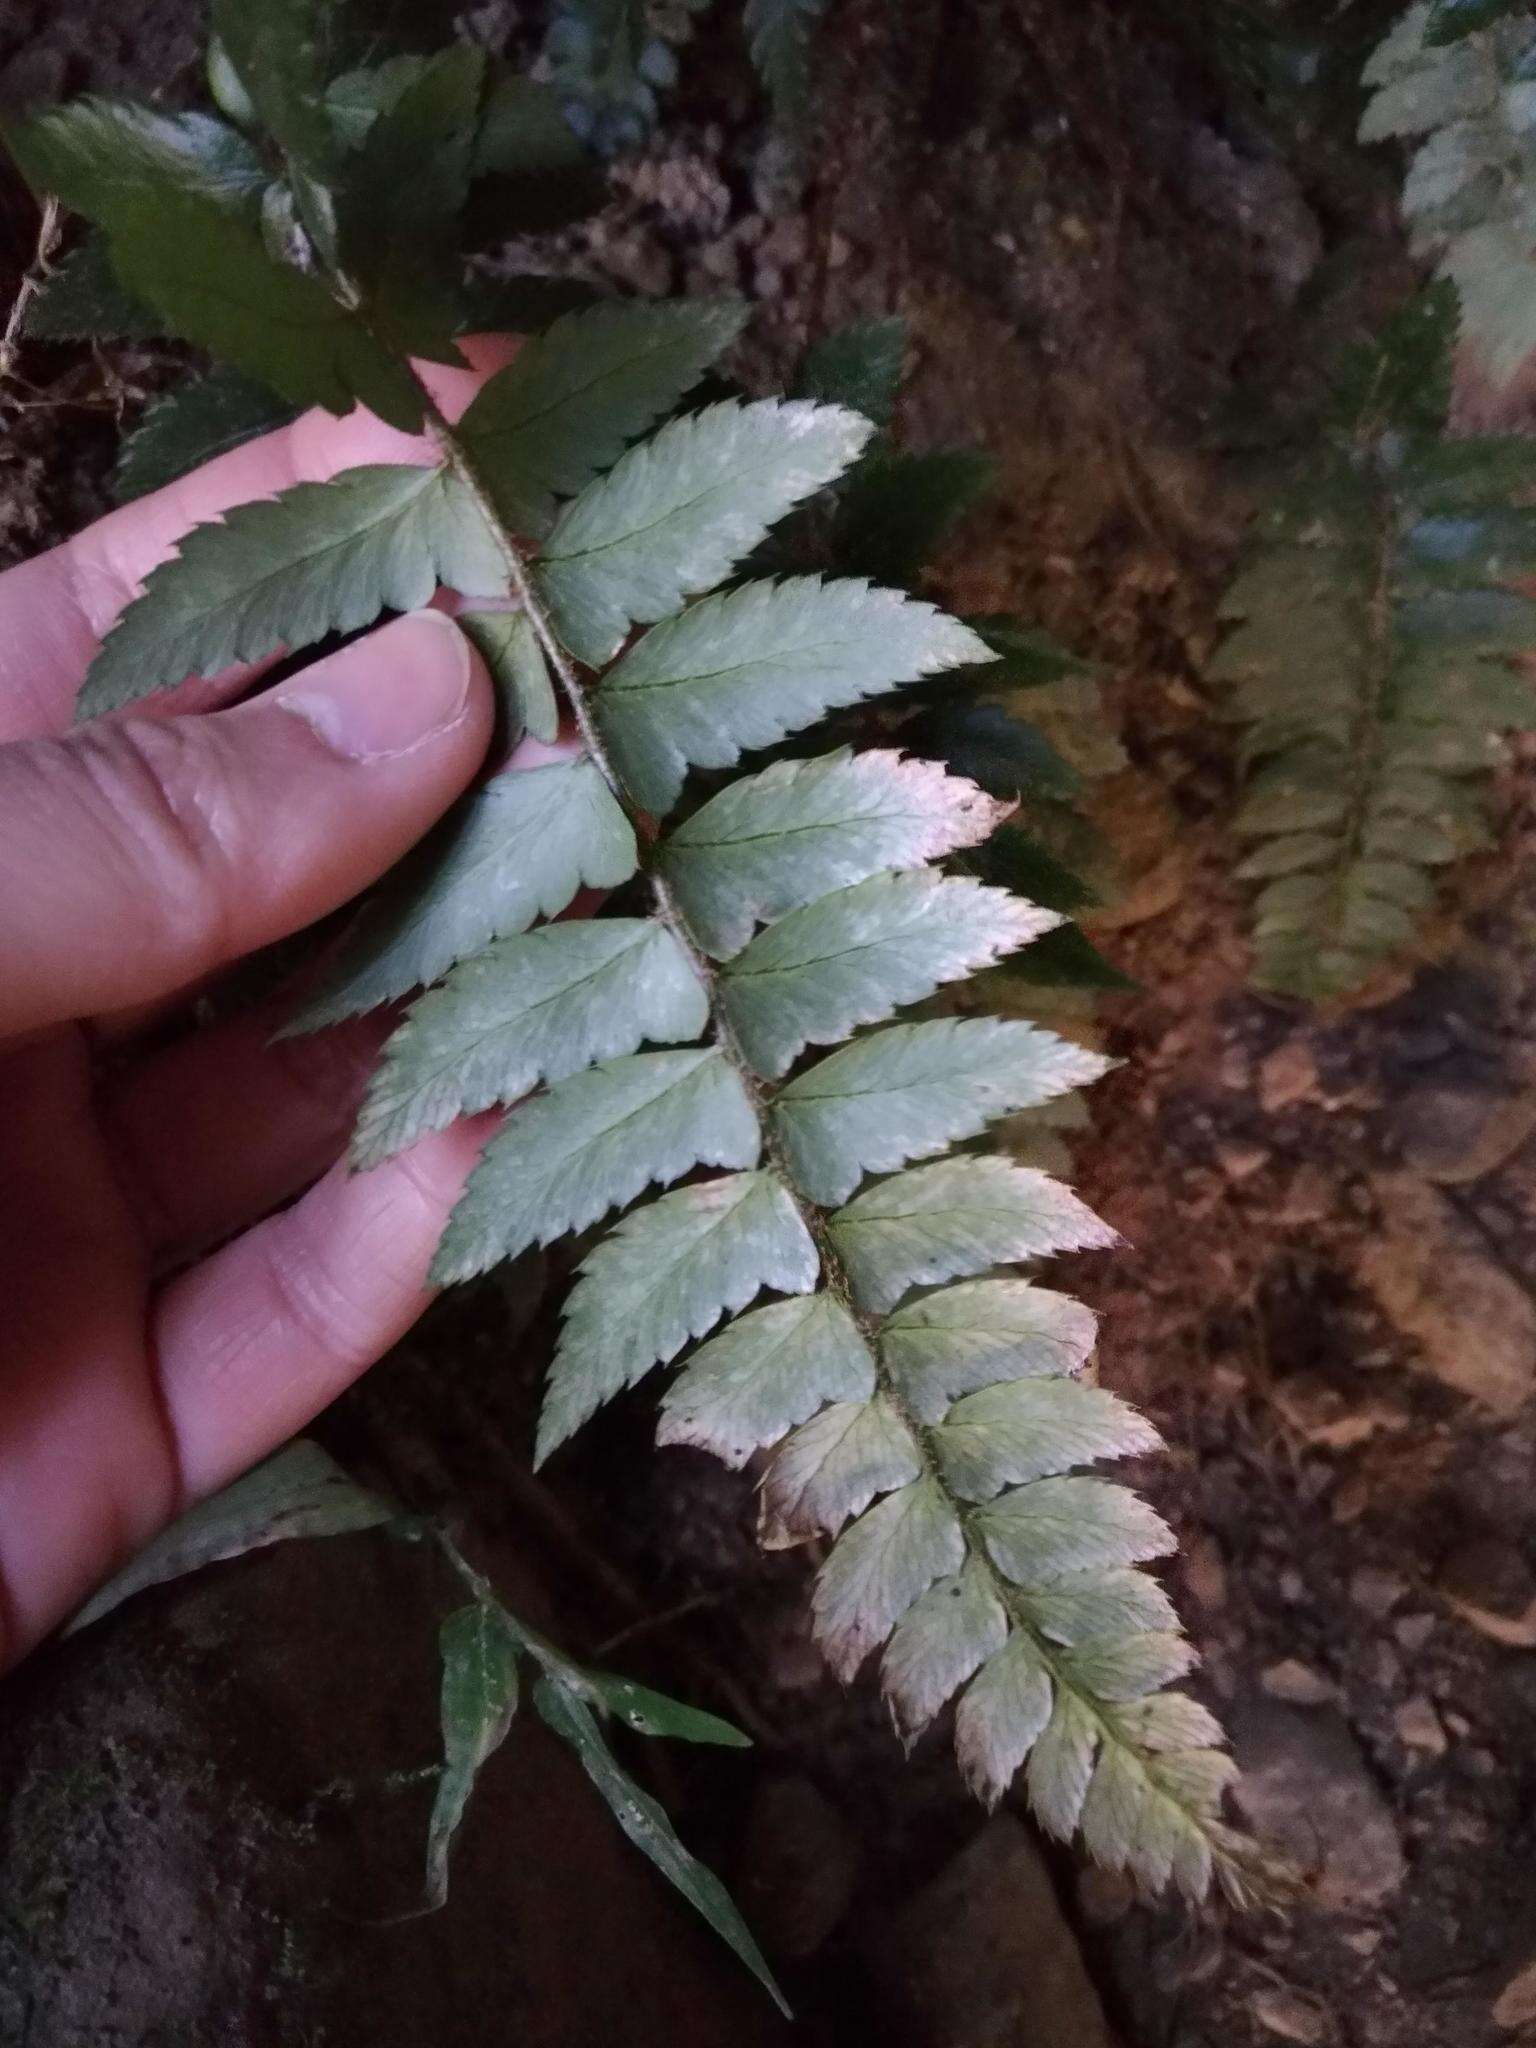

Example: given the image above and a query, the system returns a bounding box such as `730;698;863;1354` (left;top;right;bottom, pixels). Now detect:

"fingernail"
276;611;472;762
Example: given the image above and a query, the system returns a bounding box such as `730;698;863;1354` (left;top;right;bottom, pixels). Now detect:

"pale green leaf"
457;299;748;537
811;1476;965;1681
719;873;1058;1080
1112;1691;1227;1753
774;1017;1110;1207
537;399;874;666
880;1557;1008;1740
661;748;1008;963
932;1379;1162;1503
1026;1689;1100;1841
460;610;561;744
537;1172;818;1462
604;584;992;814
656;1293;873;1469
433;1049;759;1283
953;1632;1053;1807
293;759;637;1027
1022;1567;1179;1648
974;1476;1176;1585
757;1396;922;1547
880;1279;1099;1424
81;463;503;715
425;1601;522;1908
354;921;705;1166
533;1678;789;2015
1079;1744;1215;1896
67;1440;391;1634
1061;1632;1197;1704
829;1157;1118;1314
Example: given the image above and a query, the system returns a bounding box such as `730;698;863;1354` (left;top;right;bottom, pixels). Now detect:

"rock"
1259;1041;1320;1115
1261;1659;1337;1706
1439;1539;1536;1648
1217;1140;1271;1181
738;1776;860;1961
1394;1697;1448;1758
871;1816;1113;2048
1494;1959;1536;2030
1274;1164;1332;1226
1355;1174;1536;1416
1394;1613;1437;1653
1183;1533;1229;1613
1253;1987;1328;2043
1393;1080;1536;1185
1351;1565;1408;1619
1230;1697;1407;1910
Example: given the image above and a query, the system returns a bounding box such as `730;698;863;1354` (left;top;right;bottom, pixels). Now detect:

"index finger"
0;335;518;744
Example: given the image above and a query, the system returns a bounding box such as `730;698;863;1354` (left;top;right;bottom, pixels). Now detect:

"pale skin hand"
0;339;545;1665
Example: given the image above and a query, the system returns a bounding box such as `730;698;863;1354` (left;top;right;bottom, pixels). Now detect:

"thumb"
0;610;493;1039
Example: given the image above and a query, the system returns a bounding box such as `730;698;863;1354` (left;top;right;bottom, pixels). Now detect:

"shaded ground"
5;1;1536;2043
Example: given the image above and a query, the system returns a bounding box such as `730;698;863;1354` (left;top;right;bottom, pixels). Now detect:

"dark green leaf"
113;369;301;504
795;317;906;426
916;701;1082;802
998;920;1136;991
580;1672;752;1746
8;99;424;427
24;233;160;340
832;448;995;586
425;1601;522;1908
463;69;606;236
67;1441;392;1634
341;42;487;356
534;1676;789;2014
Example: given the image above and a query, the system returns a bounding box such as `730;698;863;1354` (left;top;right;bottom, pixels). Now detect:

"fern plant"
1215;282;1536;1000
8;0;1251;1910
1361;0;1536;385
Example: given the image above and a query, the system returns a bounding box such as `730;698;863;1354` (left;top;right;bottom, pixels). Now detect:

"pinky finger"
152;1115;498;1500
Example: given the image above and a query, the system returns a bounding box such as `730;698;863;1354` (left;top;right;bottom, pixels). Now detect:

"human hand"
0;346;528;1665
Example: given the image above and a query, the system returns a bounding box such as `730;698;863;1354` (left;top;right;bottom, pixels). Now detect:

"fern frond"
1361;1;1536;384
1216;284;1536;998
69;279;1248;1900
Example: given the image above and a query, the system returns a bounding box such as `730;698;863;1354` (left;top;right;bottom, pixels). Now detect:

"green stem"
418;380;1244;1889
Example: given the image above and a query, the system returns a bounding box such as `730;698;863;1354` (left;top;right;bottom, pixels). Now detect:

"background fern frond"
1361;1;1536;385
1216;282;1536;999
